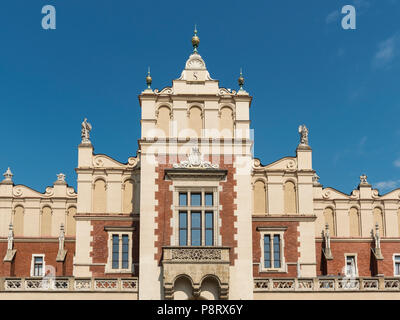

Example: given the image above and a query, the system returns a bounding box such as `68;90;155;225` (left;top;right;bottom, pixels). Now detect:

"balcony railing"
254;277;400;292
162;246;230;263
0;277;138;292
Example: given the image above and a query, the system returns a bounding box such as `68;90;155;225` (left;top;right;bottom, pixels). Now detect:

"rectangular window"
264;235;271;268
122;235;129;269
191;211;201;246
176;189;217;247
191;193;201;206
346;256;357;276
273;235;281;268
179;193;187;206
205;193;213;206
394;255;400;276
33;256;43;277
205;211;213;246
179;211;188;246
112;235;119;269
262;233;284;271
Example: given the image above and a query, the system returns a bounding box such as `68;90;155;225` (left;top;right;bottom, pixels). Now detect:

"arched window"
284;181;297;214
173;276;193;300
13;205;24;236
323;207;336;236
93;179;107;213
123;179;135;213
200;277;220;300
66;206;76;236
188;106;202;137
219;107;234;137
349;207;360;237
373;207;384;236
253;180;266;214
156;106;171;136
41;206;52;237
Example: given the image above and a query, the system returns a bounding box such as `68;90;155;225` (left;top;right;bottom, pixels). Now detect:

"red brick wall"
154;156;173;263
219;162;237;265
153;155;238;266
89;219;139;277
316;240;400;277
0;239;75;277
252;221;300;278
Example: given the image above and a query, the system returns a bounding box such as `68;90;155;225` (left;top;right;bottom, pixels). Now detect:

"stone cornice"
252;215;317;222
315;237;400;243
164;168;227;181
0;238;76;243
104;226;136;232
74;213;139;221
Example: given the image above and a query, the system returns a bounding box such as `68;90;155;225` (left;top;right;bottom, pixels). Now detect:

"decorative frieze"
171;248;222;261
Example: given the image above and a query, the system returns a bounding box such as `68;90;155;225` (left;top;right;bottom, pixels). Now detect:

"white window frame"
105;231;133;274
30;254;45;277
259;228;286;273
174;187;219;247
393;254;400;277
344;253;358;277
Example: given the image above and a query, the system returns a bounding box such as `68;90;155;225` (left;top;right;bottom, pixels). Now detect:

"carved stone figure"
360;174;368;184
57;173;66;182
81;118;92;144
59;223;65;251
312;173;320;186
173;147;219;169
7;223;13;251
298;125;309;145
324;223;331;250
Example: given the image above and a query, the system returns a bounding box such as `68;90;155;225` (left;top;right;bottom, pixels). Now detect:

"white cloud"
326;10;339;24
394;159;400;167
372;34;399;69
375;180;400;191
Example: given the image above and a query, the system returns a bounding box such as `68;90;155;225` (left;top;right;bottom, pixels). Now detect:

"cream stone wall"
313;181;400;239
74;143;139;278
0;177;77;238
230;153;253;300
298;221;317;277
138;147;160;299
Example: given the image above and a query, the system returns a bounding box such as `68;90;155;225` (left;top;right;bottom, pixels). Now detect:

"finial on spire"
146;67;152;89
2;167;13;184
192;25;200;53
238;68;244;90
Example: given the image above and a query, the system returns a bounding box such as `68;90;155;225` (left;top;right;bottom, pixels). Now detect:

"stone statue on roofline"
81;118;92;144
298;124;309;146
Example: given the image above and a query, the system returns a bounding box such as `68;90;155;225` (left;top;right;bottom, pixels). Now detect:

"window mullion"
119;234;122;270
270;236;274;268
188;210;191;246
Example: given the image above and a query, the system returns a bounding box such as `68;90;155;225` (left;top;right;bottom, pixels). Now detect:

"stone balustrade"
0;277;138;292
254;277;400;292
163;246;230;263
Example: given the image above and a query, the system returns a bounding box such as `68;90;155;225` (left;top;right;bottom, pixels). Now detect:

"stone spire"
191;25;200;53
178;26;212;81
146;67;152;89
238;68;244;90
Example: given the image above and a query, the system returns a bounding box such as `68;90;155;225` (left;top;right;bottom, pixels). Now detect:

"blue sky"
0;0;399;194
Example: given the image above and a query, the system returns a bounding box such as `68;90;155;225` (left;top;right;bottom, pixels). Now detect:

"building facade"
1;31;400;299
